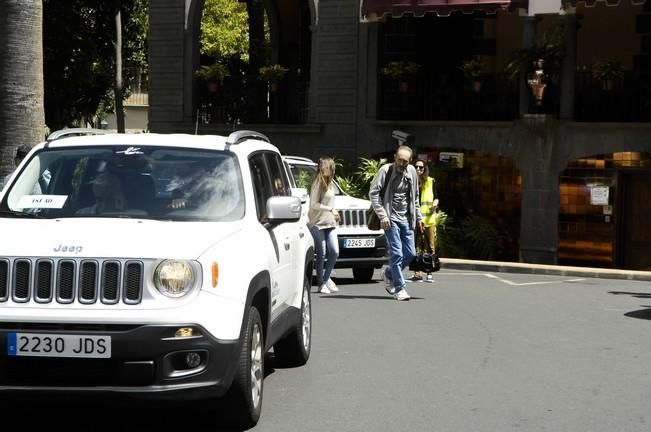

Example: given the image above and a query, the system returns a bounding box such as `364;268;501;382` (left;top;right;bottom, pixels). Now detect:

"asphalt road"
6;268;651;431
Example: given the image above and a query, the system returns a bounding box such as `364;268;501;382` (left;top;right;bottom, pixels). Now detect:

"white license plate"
343;238;376;248
7;332;111;358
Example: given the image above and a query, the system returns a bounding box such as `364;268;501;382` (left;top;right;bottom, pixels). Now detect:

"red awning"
360;0;528;21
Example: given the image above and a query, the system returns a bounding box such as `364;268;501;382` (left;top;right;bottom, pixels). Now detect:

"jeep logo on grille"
53;244;83;254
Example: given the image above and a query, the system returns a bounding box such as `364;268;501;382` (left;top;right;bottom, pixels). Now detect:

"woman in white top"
308;157;340;294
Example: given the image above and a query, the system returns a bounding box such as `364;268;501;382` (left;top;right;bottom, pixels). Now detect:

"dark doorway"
619;172;651;270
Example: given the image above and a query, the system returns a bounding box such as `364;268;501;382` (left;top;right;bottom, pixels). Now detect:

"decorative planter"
602;79;615;91
270;82;279;92
472;80;482;93
207;81;219;93
399;81;409;92
532;86;546;106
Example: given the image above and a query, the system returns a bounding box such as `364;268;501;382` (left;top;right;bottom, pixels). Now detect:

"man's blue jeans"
309;226;339;286
383;219;416;292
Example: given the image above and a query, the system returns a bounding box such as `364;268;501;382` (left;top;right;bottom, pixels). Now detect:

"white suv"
283;156;387;282
0;129;314;429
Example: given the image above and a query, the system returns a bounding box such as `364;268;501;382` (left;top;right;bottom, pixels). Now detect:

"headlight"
154;260;195;298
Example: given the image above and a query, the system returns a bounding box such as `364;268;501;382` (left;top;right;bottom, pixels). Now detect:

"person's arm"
412;168;422;224
369;166;388;220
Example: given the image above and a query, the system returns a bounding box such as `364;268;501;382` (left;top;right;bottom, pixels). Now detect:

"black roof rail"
225;130;270;150
46;128;107;142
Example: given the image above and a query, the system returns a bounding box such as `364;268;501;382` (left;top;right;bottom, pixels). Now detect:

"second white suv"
0;129;314;429
283;156;387;282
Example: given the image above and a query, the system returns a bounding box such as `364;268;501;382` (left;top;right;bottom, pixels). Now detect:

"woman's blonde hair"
312;157;336;193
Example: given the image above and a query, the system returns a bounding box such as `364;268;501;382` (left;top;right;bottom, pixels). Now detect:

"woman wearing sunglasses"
410;159;439;283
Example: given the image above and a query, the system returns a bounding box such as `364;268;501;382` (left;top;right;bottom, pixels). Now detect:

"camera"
391;130;413;145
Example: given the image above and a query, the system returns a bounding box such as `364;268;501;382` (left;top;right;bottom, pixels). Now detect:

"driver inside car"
75;172;126;215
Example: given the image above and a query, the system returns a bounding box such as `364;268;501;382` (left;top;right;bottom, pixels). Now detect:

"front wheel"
352;266;374;283
224;306;264;429
274;276;311;367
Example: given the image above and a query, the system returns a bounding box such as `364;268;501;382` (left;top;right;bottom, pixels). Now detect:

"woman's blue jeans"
309;226;339;286
383;219;416;291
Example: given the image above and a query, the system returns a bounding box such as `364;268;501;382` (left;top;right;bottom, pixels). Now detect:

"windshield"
0;146;245;221
287;163;342;195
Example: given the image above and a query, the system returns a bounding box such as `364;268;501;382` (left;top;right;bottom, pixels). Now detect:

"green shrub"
336;175;363;198
460;214;503;260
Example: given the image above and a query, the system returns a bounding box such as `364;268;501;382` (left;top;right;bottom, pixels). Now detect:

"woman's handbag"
409;231;441;273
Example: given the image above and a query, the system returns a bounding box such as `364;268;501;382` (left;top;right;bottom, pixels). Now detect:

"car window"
265;153;290;197
249;153;274;222
289;164;315;190
1;146;245;221
287;162;343;195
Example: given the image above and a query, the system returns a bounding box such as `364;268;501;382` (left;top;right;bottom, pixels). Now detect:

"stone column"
559;12;578;120
519;16;537;117
518;115;560;264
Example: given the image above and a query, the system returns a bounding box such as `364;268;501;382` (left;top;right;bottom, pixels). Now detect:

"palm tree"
0;0;45;178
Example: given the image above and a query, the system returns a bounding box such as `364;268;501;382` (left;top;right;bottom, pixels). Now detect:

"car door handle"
284;238;291;250
299;231;305;238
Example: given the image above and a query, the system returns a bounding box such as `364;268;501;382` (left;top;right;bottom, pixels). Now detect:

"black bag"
409;232;441;273
366;208;381;230
366;165;394;231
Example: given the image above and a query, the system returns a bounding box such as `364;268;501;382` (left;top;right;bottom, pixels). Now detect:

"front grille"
339;209;367;227
0;258;144;306
0;259;8;301
35;260;54;302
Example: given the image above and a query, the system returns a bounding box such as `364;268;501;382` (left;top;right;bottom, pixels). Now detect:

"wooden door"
621;173;651;270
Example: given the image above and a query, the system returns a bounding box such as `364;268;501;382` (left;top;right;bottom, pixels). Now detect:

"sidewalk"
440;258;651;282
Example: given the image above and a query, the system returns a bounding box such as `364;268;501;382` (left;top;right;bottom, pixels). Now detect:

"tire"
224;306;264;429
274;276;312;367
352;266;374;283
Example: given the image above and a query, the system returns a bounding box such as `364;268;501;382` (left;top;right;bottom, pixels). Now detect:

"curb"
440;258;651;282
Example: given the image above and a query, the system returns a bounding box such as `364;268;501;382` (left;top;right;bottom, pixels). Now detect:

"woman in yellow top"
409;159;439;283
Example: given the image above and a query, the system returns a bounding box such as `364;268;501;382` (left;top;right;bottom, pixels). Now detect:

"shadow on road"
317;294;424;301
609;291;651;298
0;353;280;432
624;307;651;320
609;292;651;321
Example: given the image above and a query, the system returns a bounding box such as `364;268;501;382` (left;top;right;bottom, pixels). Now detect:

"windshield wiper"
0;209;44;218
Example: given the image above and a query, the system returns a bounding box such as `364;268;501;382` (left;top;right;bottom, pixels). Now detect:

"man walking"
369;145;424;301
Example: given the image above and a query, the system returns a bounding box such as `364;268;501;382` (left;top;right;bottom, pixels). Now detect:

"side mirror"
267;196;301;222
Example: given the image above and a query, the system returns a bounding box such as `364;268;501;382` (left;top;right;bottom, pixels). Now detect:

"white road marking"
440;272;586;286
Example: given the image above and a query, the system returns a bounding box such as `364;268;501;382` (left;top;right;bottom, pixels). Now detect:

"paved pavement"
441;258;651;281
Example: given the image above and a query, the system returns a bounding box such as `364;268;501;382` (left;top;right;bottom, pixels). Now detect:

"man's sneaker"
326;278;339;293
425;274;434;283
383;270;396;295
319;284;331;294
394;288;411;301
407;274;423;283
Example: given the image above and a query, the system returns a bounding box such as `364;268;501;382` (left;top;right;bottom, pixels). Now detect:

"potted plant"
460;58;483;92
196;62;230;93
504;21;564;84
592;59;624;91
381;60;421;92
258;64;289;91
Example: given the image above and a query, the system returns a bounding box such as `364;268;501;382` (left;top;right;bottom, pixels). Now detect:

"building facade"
148;0;651;269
